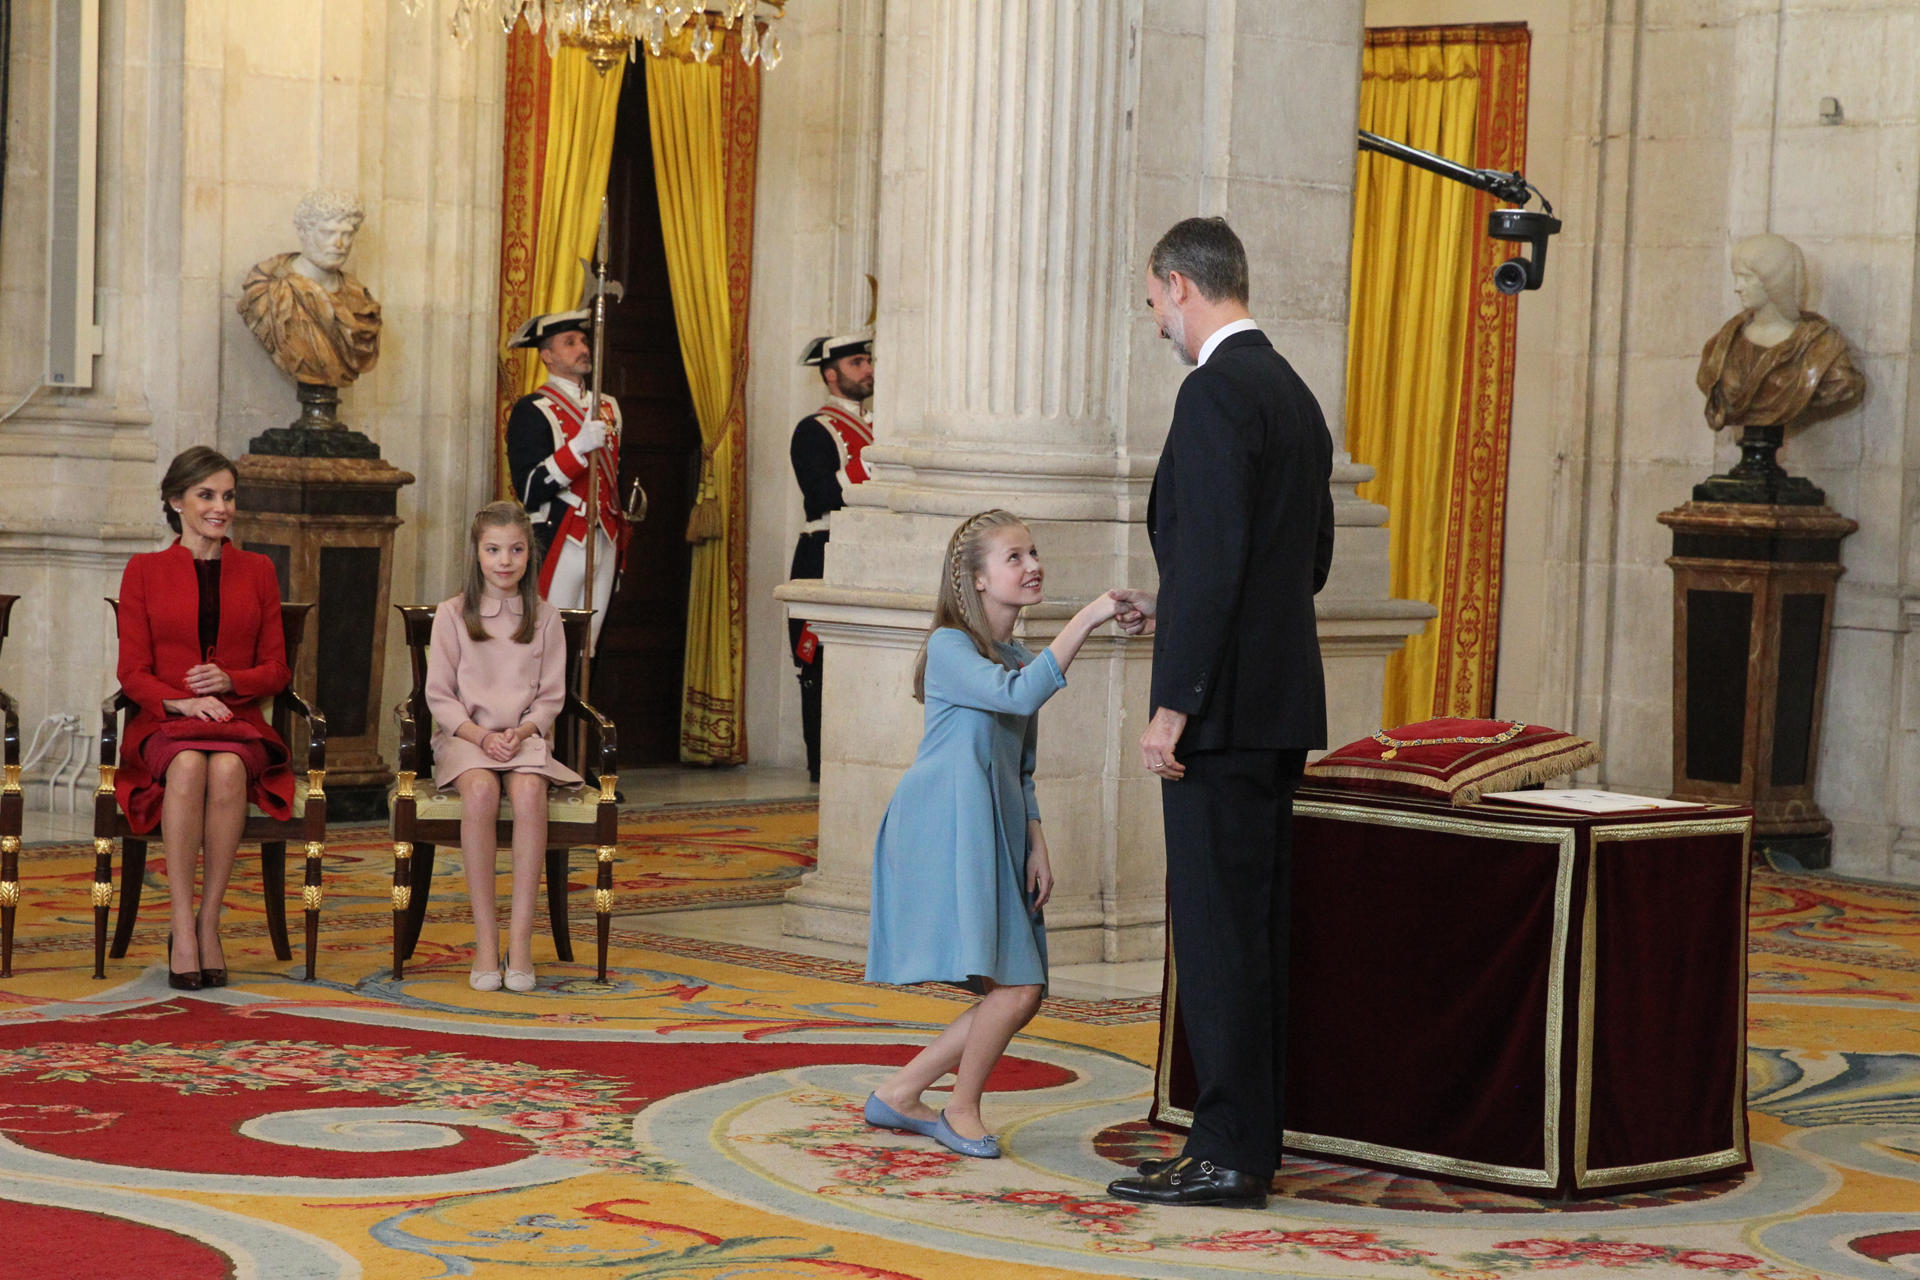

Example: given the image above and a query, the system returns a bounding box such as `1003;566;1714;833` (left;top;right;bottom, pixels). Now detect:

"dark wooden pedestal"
1658;501;1856;867
235;454;416;820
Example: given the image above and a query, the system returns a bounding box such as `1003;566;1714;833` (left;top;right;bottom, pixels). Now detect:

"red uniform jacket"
115;542;294;833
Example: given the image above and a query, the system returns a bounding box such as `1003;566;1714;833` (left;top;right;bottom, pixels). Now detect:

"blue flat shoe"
863;1092;939;1138
932;1110;1001;1159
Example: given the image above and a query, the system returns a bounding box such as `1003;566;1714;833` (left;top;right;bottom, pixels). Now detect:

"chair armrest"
274;688;328;773
395;702;417;775
565;692;619;782
0;687;18;769
98;690;133;768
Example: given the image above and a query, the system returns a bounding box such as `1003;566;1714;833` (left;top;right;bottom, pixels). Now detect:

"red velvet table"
1150;787;1754;1196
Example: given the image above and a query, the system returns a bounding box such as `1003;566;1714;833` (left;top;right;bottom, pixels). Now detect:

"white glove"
568;419;609;463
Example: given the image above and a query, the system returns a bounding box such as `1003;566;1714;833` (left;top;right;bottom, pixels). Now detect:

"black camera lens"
1493;258;1530;294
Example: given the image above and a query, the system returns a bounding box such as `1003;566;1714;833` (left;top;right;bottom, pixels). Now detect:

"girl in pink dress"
425;502;582;992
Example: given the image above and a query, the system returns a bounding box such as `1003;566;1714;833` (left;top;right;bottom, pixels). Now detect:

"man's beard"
1163;312;1196;366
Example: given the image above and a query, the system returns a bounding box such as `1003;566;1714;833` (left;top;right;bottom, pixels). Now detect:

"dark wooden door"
592;73;702;766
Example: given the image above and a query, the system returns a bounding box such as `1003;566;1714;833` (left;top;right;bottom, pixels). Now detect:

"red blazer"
115;541;294;833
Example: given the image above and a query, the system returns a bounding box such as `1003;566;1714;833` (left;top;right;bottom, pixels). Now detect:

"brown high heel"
166;933;204;991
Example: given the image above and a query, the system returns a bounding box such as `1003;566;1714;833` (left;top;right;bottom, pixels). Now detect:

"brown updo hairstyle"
159;446;239;534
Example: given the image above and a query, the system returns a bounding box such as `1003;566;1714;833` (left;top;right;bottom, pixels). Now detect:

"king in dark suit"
1108;217;1336;1210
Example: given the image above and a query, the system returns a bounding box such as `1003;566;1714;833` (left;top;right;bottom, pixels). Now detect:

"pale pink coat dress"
424;594;584;790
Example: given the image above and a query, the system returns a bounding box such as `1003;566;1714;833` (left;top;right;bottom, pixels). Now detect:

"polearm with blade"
578;197;624;698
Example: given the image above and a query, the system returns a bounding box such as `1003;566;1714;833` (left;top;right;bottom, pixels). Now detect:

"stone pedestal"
234;453;416;820
1658;500;1857;866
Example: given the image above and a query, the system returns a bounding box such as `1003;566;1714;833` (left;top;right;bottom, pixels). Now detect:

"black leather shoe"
168;969;204;991
199;968;228;988
1107;1157;1269;1209
1135;1156;1175;1176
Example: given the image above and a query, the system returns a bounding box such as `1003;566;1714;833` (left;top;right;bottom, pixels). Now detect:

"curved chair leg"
399;842;435;964
545;848;574;963
108;838;147;960
260;841;292;961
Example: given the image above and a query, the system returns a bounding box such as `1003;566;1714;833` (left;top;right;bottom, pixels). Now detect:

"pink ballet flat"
468;970;503;992
504;967;536;993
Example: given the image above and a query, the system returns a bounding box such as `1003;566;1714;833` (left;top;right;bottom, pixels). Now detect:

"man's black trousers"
1160;746;1307;1182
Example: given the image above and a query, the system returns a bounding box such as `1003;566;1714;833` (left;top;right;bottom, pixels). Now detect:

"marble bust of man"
237;190;383;387
1696;233;1862;433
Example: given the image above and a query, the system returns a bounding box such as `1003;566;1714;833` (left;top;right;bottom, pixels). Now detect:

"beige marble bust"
1696;233;1862;433
238;190;383;387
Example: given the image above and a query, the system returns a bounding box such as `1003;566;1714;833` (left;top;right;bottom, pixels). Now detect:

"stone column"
780;0;1426;962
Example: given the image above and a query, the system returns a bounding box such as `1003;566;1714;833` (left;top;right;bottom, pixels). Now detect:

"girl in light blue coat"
863;508;1124;1158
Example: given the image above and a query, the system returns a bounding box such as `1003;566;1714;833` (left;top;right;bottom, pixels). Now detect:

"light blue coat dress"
865;627;1067;993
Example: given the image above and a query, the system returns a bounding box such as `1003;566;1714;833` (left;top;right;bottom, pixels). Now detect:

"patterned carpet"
1;801;1917;1278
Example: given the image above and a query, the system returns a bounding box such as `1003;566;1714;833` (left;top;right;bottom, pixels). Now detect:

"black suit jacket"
1148;328;1335;753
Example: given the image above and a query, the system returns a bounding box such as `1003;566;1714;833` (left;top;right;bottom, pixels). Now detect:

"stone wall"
0;1;506;788
1365;0;1920;877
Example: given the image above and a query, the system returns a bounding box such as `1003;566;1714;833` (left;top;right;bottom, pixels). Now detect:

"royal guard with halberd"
789;332;875;782
506;307;630;650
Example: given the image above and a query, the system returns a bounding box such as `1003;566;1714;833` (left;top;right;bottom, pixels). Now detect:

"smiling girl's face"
974;524;1044;611
478;523;530;597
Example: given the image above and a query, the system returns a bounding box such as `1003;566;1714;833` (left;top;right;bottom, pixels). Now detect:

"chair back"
393;604;594;774
555;608;592;771
394;604;439;776
0;593;16;658
104;597;311;722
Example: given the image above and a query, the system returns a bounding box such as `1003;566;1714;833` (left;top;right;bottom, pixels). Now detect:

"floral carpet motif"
0;804;1916;1278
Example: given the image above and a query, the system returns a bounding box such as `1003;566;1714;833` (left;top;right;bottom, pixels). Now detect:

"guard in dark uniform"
790;332;875;782
504;307;630;651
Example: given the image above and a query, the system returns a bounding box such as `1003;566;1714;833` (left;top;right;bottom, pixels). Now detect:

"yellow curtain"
510;50;627;404
646;32;757;764
1346;26;1528;726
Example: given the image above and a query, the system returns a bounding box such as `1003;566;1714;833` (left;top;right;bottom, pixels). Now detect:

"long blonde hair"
912;509;1028;702
462;501;541;643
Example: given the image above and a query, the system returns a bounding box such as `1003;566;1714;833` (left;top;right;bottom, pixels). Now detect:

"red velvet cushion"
1304;717;1599;805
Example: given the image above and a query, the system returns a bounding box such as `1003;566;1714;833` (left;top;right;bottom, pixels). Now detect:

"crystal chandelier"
402;0;787;75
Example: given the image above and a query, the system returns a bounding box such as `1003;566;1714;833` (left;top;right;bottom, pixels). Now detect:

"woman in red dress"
116;447;293;990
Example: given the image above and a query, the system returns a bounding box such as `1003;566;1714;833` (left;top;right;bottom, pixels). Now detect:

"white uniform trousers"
543;525;617;652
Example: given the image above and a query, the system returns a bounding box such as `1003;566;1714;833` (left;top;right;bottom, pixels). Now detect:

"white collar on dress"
1197;318;1260;367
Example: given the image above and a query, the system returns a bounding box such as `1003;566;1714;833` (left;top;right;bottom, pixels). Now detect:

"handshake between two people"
1052;589;1185;782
